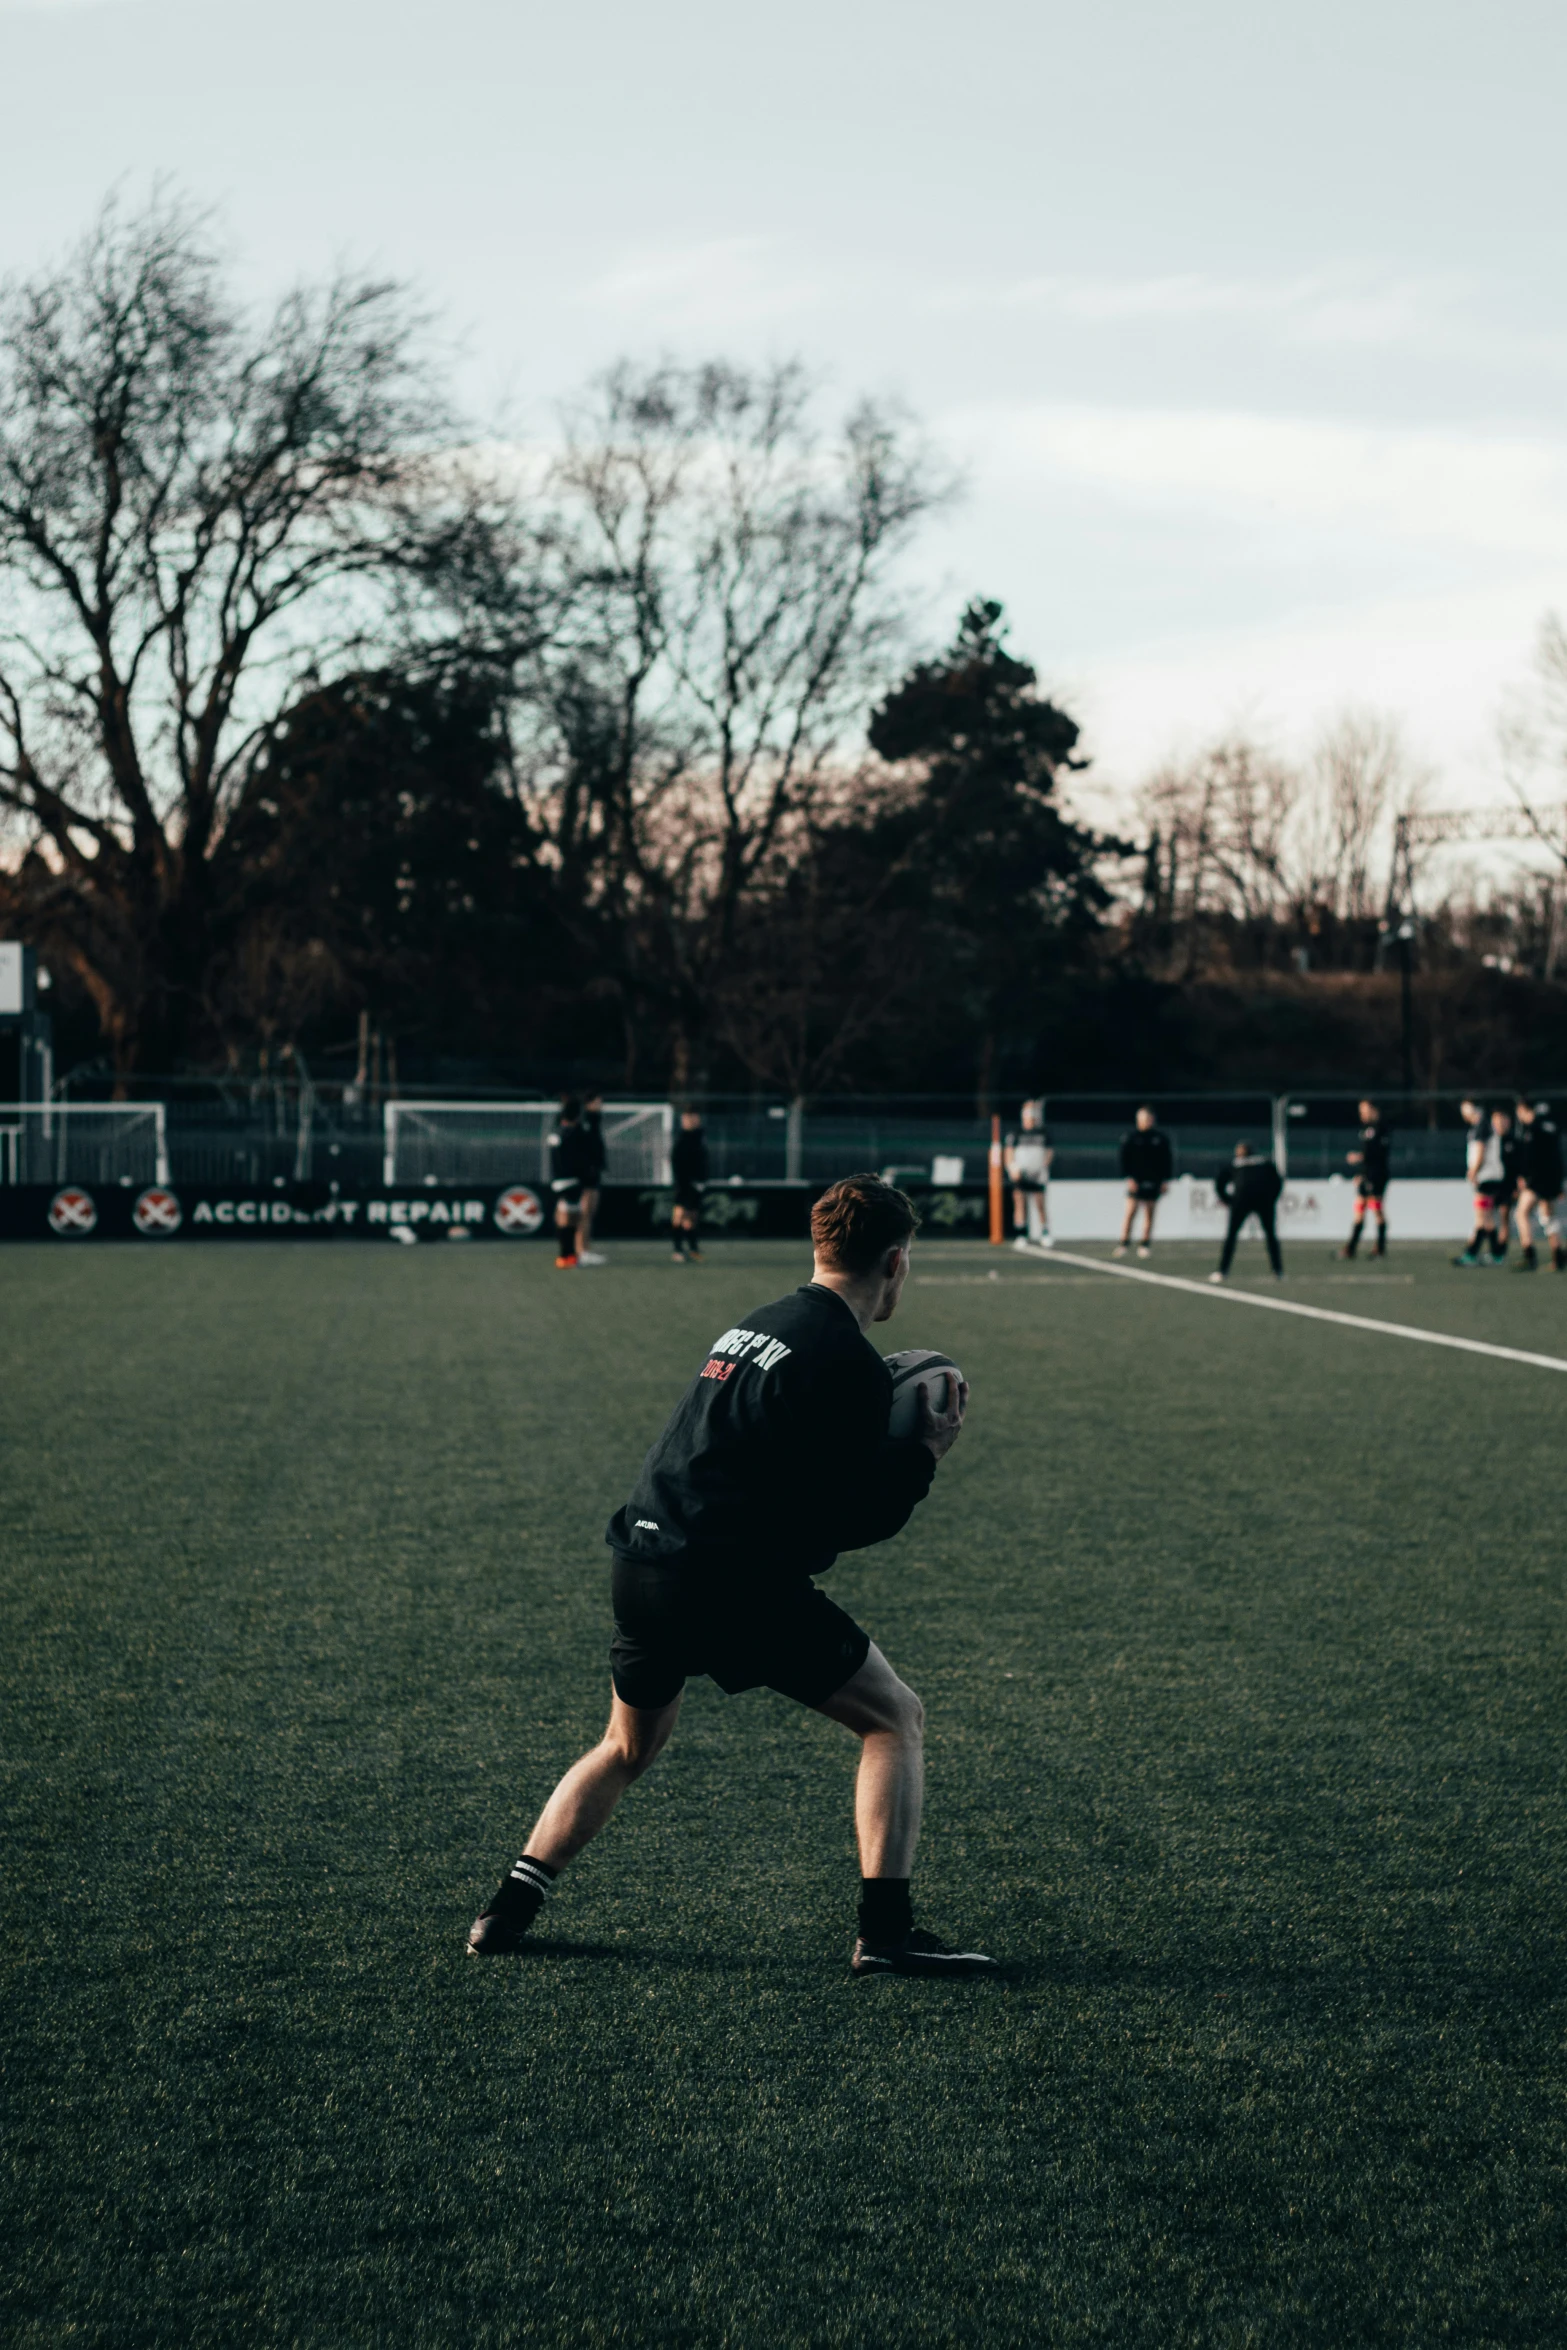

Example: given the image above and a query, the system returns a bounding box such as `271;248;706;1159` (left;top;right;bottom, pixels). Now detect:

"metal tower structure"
1379;803;1567;1090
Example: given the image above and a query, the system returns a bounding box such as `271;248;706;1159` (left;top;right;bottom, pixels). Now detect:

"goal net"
0;1104;168;1188
383;1101;673;1189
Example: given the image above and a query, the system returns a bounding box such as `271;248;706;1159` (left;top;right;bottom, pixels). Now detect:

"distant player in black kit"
1512;1098;1565;1272
1338;1098;1392;1259
548;1096;597;1270
468;1174;998;1978
1209;1140;1284;1281
1113;1105;1173;1257
576;1091;609;1266
670;1105;708;1262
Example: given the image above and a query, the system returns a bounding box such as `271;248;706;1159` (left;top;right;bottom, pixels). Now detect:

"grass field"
4;1234;1567;2347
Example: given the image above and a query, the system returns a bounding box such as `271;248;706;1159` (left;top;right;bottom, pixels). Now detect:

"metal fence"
8;1082;1549;1191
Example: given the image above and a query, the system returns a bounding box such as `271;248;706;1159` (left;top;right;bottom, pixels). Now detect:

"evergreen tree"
866;600;1112;1095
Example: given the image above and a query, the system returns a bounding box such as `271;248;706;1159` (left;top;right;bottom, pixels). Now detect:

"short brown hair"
811;1172;919;1274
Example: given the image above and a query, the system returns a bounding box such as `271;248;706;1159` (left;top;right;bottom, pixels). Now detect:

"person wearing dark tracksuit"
1211;1143;1283;1280
1513;1099;1565;1271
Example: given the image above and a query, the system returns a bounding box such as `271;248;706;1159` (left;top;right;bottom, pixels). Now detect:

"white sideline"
1035;1247;1567;1376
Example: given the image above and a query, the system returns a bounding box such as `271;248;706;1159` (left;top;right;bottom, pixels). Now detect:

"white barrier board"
1045;1174;1476;1243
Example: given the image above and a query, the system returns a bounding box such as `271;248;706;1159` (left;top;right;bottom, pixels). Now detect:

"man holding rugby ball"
468;1173;998;1978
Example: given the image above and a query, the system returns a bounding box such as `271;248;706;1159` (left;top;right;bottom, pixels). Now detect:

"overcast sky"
3;0;1564;826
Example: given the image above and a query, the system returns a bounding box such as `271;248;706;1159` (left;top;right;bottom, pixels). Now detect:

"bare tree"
0;190;526;1073
1304;709;1418;921
1139;735;1299;970
520;360;942;1083
1138;713;1420;970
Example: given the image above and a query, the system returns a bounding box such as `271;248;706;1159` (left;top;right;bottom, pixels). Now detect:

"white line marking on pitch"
1034;1248;1567;1376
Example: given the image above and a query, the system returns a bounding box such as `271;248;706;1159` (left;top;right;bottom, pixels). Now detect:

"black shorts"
551;1180;583;1209
1476;1180;1513;1207
1130;1181;1163;1202
673;1186;704;1213
1355;1178;1386;1203
608;1552;871;1711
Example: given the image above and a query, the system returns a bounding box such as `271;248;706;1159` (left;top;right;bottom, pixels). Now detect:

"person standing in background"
1209;1140;1284;1282
1452;1101;1490;1266
1113;1106;1173;1258
670;1106;709;1262
1338;1099;1393;1260
1512;1098;1565;1272
549;1098;597;1270
578;1092;609;1266
1454;1106;1519;1268
1004;1100;1052;1252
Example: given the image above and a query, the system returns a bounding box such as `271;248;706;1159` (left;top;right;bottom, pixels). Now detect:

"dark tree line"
4;195;1564;1100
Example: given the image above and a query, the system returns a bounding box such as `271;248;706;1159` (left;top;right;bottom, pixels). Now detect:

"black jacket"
581;1111;608;1185
549;1123;596;1191
672;1128;709;1190
1215;1154;1283;1215
1120;1126;1173;1185
1518;1115;1563;1196
607;1283;935;1582
1353;1120;1393;1189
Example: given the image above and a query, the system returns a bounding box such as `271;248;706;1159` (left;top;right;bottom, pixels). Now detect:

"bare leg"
1118;1193;1137;1246
813;1642;924;1877
523;1689;683;1871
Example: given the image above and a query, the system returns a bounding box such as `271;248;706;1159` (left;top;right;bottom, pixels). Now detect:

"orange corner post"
988;1114;1004;1244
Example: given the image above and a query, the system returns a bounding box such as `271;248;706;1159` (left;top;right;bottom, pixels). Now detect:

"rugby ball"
883;1347;964;1439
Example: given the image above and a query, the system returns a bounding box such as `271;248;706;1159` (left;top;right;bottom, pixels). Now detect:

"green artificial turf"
3;1236;1566;2347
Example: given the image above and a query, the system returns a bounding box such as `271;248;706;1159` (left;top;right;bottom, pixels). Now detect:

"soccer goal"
0;1102;169;1188
382;1101;674;1189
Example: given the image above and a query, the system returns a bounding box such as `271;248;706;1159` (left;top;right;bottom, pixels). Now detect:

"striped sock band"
508;1855;557;1900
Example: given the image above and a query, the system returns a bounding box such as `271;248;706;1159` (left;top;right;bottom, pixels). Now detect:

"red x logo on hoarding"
133;1187;183;1235
493;1185;544;1235
48;1187;97;1235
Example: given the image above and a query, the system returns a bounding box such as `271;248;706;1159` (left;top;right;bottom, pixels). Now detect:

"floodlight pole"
1398;925;1414;1096
1381;813;1418;1101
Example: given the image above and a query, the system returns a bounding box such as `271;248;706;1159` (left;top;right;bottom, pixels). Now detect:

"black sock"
858;1876;913;1945
1490;1230;1507;1257
1468;1227;1486;1254
1344;1226;1360;1255
1374;1223;1387;1254
491;1853;556;1922
671;1227;686;1254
